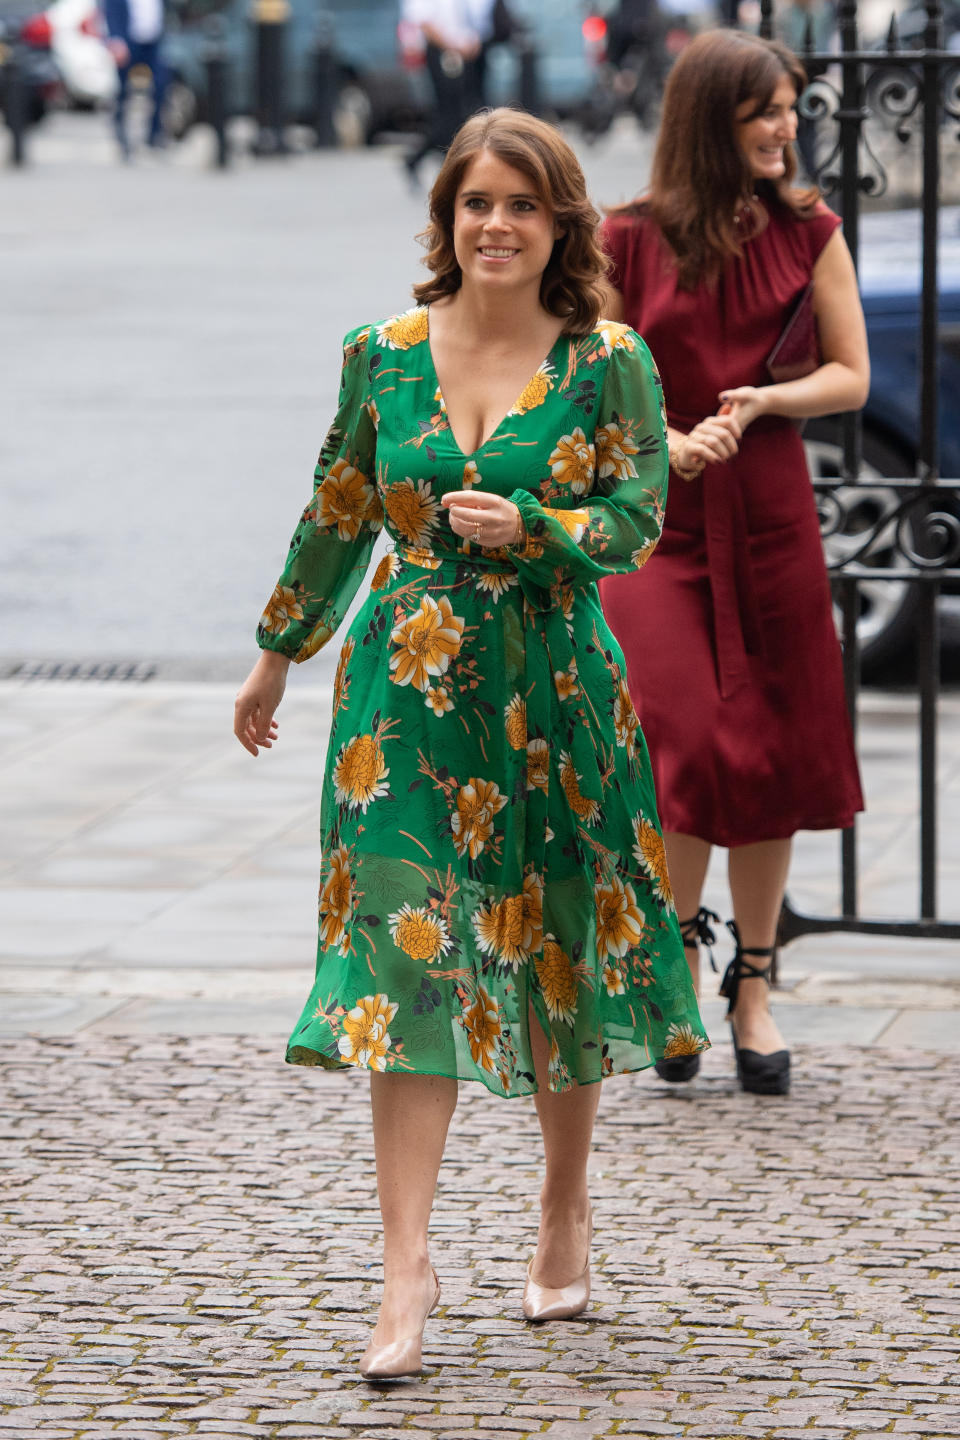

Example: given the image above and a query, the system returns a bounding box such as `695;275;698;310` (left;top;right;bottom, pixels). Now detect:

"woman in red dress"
600;29;868;1094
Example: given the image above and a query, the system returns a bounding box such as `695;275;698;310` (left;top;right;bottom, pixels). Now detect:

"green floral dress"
258;305;709;1097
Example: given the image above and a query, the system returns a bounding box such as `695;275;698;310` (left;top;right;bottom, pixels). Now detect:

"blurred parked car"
0;0;62;125
804;206;960;671
40;0;116;108
158;0;603;145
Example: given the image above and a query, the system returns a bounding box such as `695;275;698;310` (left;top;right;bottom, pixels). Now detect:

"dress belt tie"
395;545;608;888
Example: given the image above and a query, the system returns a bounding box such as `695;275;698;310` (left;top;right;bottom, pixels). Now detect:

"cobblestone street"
2;1034;959;1439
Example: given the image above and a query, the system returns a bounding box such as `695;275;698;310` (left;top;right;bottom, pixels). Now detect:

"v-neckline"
425;307;566;460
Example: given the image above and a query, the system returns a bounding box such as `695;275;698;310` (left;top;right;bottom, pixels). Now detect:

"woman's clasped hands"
442;489;523;548
671;386;770;476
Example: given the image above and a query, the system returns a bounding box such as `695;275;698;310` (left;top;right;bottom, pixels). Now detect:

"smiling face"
452;148;563;298
734;73;798;183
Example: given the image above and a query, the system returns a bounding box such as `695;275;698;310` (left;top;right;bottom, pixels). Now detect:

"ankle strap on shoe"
678;906;721;972
718;920;776;1017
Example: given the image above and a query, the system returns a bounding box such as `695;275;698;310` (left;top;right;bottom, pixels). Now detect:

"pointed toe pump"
523;1215;592;1323
359;1269;441;1380
719;921;790;1096
655;907;720;1083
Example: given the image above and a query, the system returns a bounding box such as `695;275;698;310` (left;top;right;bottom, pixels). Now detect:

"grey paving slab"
80;999;293;1037
0;994;132;1035
876;1008;960;1050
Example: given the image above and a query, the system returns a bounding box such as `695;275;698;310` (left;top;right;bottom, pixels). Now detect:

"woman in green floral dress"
234;109;708;1378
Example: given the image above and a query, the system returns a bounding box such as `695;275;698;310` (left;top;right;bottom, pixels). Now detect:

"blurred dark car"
804;206;960;670
0;0;62;127
159;0;600;144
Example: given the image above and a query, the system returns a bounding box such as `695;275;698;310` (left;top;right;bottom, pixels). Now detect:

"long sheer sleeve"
508;330;669;590
256;324;382;663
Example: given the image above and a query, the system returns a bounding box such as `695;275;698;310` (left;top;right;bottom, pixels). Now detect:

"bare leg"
527;1007;599;1286
367;1071;457;1346
727;838;792;1054
663;832;713;992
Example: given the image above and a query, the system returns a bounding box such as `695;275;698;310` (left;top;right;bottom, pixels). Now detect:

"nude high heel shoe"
522;1213;592;1322
359;1269;441;1380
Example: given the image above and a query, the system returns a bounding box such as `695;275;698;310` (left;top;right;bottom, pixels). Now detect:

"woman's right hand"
672;406;742;472
234;651;290;757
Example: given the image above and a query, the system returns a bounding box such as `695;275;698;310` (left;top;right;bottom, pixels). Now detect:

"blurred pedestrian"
599;30;868;1095
234;108;708;1377
401;0;494;184
102;0;168;158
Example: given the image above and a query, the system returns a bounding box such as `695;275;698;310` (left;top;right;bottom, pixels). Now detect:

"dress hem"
659;810;863;849
284;1043;710;1099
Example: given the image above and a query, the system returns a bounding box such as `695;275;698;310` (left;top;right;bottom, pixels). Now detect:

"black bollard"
4;44;27;166
252;0;289;155
204;18;229;167
517;33;539;116
312;10;336;148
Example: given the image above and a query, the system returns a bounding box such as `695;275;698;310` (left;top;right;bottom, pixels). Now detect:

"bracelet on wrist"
511;509;527;550
668;442;705;481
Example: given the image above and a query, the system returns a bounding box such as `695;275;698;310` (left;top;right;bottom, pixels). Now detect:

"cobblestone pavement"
2;1034;959;1439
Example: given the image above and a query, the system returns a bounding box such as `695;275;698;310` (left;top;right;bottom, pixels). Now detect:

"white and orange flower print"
425;684;454;716
318;844;354;956
631;540;658;570
559;750;600;826
554;659;580;702
451;778;508;861
508;360;554;416
535;937;579;1025
389;593;465;692
332;733;390;813
370;551;401;591
460;983;502;1074
595;420;640;483
376;306;429;351
332;636;355;718
384;477;441;548
662;1022;706;1059
337;993;398;1070
504;694;527;751
462;460;480;488
527;736;550;793
475;571;518;603
472;869;543;972
260;584;304;636
632;815;674;909
595;873;646;963
388;902;453;962
613;678;639;757
316;459;379;541
549;428;595;498
603;964;626;997
596;320;636;356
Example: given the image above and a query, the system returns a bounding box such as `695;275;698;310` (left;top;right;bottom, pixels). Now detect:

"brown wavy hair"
412;108;608;334
613;29;818;289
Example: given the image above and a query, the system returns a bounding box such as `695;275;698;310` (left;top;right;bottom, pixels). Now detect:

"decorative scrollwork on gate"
815;484;960;575
865;63;923;143
799;76;890;196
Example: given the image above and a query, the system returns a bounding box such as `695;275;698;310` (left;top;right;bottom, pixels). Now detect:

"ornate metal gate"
758;0;960;943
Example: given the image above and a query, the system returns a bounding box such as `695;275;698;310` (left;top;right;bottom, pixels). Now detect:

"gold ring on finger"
473;520;483;543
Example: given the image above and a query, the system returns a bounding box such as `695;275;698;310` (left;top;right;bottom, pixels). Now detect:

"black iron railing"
758;0;960;942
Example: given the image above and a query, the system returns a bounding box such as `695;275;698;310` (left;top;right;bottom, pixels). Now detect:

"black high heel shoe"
654;907;720;1083
719;921;790;1095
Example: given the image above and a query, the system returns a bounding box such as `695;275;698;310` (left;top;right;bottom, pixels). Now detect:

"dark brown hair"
614;29;818;288
412;108;608;334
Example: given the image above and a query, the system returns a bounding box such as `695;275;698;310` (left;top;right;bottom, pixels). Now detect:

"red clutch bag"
766;282;820;383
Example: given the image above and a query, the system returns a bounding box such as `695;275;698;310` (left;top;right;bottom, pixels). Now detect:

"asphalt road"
3;109;957;688
1;111;657;688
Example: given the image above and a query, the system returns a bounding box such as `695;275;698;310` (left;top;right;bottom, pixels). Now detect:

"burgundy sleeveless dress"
600;201;864;847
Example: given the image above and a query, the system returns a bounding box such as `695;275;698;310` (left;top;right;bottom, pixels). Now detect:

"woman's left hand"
717;386;769;432
441;489;523;548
